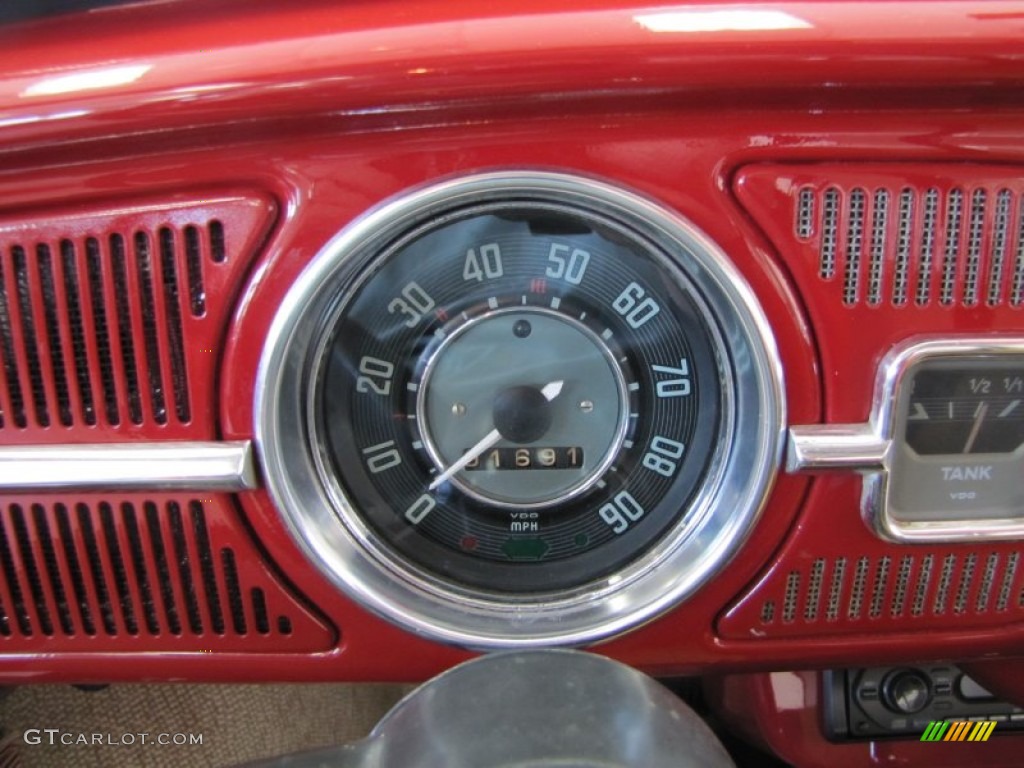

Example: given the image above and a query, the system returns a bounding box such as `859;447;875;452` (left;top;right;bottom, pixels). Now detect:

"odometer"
257;172;782;647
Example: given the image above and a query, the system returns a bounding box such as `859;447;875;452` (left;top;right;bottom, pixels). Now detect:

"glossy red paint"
0;1;1022;155
0;0;1022;761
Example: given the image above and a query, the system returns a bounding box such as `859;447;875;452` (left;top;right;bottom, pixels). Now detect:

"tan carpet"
0;682;413;767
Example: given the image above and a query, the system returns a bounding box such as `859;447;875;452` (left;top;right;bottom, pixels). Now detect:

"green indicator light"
502;538;550;560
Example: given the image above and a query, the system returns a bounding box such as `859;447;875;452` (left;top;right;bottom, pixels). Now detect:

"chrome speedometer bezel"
255;171;784;648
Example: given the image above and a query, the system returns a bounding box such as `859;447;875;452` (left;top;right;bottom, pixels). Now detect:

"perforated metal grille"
826;557;846;622
0;225;225;430
847;557;870;620
842;190;866;305
804;558;825;622
869;556;890;619
797;188;815;240
0;194;274;442
890;556;913;618
723;549;1024;639
0;495;333;652
820;188;840;278
782;571;801;623
788;181;1024;308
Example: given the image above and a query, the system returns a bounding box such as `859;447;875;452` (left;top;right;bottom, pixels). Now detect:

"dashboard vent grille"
0;194;275;443
737;165;1024;317
724;549;1024;638
719;478;1024;640
0;495;333;652
796;183;1024;308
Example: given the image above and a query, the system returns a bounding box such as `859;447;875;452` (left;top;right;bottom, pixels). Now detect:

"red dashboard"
2;1;1024;764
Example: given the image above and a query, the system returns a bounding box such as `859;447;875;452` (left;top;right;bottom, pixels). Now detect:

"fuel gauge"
889;352;1024;530
787;338;1024;542
905;365;1024;456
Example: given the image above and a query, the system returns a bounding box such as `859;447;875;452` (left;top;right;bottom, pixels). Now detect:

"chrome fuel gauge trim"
788;336;1024;543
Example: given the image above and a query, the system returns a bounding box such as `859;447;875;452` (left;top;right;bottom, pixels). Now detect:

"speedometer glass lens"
318;206;720;592
258;172;782;647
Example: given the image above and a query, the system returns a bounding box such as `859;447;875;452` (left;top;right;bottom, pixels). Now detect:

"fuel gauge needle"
428;380;564;490
963;401;989;454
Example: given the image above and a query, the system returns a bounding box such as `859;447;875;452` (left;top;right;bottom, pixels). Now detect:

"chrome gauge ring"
256;171;784;648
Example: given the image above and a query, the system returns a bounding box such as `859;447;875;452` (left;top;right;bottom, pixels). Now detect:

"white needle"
428;380;564;490
963;400;989;454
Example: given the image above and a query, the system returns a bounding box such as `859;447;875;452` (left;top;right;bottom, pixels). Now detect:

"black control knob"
881;669;932;714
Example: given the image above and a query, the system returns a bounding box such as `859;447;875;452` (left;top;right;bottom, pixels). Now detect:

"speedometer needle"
428;380;564;490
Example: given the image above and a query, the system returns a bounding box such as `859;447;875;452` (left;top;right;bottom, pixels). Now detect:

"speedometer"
257;172;782;647
318;203;722;592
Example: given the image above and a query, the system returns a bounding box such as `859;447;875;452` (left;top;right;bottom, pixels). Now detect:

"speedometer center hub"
415;307;630;509
492;385;553;444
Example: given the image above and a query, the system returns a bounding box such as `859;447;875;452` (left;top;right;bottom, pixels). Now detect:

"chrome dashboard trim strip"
787;424;888;473
0;441;258;492
787;336;1024;543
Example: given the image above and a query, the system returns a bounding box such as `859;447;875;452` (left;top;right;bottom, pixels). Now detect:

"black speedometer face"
259;172;782;646
318;205;721;592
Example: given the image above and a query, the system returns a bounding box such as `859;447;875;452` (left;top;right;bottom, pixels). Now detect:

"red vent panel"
735;164;1024;429
720;478;1024;639
0;493;334;652
748;167;1024;309
0;193;275;443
